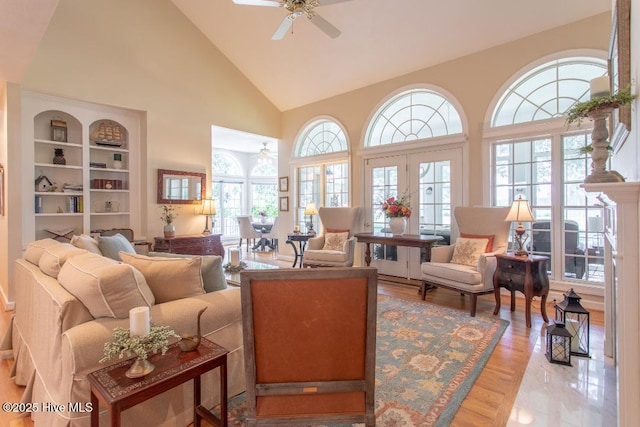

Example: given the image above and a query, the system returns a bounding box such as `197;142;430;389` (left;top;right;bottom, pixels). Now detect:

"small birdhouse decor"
546;322;572;366
555;288;590;357
35;174;53;192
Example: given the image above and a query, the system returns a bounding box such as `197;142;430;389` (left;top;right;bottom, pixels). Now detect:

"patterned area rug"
216;294;509;426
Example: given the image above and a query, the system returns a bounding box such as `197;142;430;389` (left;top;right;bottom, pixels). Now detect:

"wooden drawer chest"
493;253;549;327
153;234;225;257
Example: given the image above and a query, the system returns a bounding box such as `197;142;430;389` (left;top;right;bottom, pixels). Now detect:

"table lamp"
200;198;216;234
304;202;318;235
505;195;535;256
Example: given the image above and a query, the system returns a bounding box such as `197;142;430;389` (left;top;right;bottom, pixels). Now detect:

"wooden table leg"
540;293;549;323
525;295;533;328
493;286;501;315
90;391;99;427
194;375;202;427
364;243;371;266
510;290;516;312
220;359;227;426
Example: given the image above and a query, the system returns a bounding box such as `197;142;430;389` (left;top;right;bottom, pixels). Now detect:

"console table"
354;232;443;266
153;234;225;257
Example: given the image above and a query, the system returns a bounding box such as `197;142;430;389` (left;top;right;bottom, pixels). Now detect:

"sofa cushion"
39;243;88;278
97;233;136;261
119;252;205;303
71;234;102;254
148;252;227;293
58;253;155;318
450;237;490;267
23;238;60;265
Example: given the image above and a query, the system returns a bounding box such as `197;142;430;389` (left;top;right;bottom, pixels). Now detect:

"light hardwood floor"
0;251;604;427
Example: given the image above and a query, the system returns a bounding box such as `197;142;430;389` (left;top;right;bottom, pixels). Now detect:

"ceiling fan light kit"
233;0;350;40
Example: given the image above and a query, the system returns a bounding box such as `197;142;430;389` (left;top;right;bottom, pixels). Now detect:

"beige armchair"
420;206;511;316
303;207;361;267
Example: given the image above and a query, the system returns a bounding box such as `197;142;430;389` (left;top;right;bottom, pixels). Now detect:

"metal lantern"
546;322;572;366
555;288;590;357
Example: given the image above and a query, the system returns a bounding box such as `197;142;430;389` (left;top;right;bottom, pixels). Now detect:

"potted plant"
160;204;179;238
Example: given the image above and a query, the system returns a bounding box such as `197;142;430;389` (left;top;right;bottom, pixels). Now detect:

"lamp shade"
505;196;534;223
304;202;318;216
201;199;216;216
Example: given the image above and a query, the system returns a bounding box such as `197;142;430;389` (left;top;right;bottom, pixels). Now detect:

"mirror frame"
157;168;206;205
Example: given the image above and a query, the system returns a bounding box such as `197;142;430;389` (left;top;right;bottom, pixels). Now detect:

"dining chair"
237;215;262;252
261;216;279;252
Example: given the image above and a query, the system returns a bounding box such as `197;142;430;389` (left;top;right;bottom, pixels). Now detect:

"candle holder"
583;106;624;183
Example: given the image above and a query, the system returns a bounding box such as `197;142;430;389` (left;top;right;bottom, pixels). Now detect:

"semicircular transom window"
295;119;348;158
365;89;463;147
213;152;243;176
491;57;607;127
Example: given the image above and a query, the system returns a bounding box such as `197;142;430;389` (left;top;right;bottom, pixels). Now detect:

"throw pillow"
23;238;60;265
460;233;495;252
71;234;102;254
450;237;490;267
119;252;205;303
322;231;349;251
147;252;227;293
97;233;136;261
58;253;154;319
39;243;88;278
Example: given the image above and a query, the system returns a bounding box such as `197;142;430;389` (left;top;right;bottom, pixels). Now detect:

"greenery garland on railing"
565;86;635;128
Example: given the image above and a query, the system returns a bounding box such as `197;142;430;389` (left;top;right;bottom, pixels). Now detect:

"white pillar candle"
590;76;610;99
129;306;150;336
229;248;240;266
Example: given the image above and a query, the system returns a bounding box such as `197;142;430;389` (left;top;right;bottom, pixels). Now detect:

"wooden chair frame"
240;267;378;426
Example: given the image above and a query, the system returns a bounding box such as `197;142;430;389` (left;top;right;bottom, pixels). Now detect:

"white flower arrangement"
100;325;180;363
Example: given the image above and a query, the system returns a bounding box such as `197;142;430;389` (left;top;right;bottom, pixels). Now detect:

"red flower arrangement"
381;195;412;218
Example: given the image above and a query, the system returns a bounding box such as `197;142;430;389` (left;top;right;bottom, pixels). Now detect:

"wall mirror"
157;169;206;204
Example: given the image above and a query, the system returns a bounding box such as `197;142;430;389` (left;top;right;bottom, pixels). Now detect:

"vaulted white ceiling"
172;0;611;111
1;0;611;152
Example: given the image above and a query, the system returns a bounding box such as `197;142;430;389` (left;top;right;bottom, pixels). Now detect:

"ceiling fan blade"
272;15;294;40
310;13;341;38
233;0;280;7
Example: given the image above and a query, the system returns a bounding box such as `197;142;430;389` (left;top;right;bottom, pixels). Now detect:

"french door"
364;148;463;279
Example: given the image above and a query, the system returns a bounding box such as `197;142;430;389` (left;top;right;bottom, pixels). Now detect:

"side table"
286;233;313;268
493;253;550;328
153;234;225;257
88;337;228;427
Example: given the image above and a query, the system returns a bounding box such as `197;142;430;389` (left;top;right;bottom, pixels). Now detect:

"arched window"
487;55;607;286
293;118;350;230
365;88;463;146
492;57;607;126
213;152;243;176
251;162;277;177
295;119;348;158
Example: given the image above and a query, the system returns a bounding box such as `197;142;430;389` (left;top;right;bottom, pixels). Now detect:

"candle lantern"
555;288;590;357
546;322;572;366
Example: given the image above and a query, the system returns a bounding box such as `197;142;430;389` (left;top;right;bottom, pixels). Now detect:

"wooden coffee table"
88;337;228;427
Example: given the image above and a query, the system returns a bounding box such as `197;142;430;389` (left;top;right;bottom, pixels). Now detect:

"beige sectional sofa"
6;238;245;426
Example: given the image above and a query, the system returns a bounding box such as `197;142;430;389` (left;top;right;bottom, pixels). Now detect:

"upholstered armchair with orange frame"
303;207;361;267
420;206;512;316
240;267;377;426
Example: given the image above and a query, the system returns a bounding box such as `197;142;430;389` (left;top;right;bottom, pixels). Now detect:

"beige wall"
280;12;611;213
0;0;281;302
21;0;281;238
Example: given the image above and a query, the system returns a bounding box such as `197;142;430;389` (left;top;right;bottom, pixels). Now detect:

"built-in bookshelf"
23;92;143;243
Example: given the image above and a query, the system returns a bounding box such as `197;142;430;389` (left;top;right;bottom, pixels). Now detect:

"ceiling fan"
233;0;353;40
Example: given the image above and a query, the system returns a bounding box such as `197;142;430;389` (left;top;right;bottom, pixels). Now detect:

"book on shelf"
90;162;107;168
